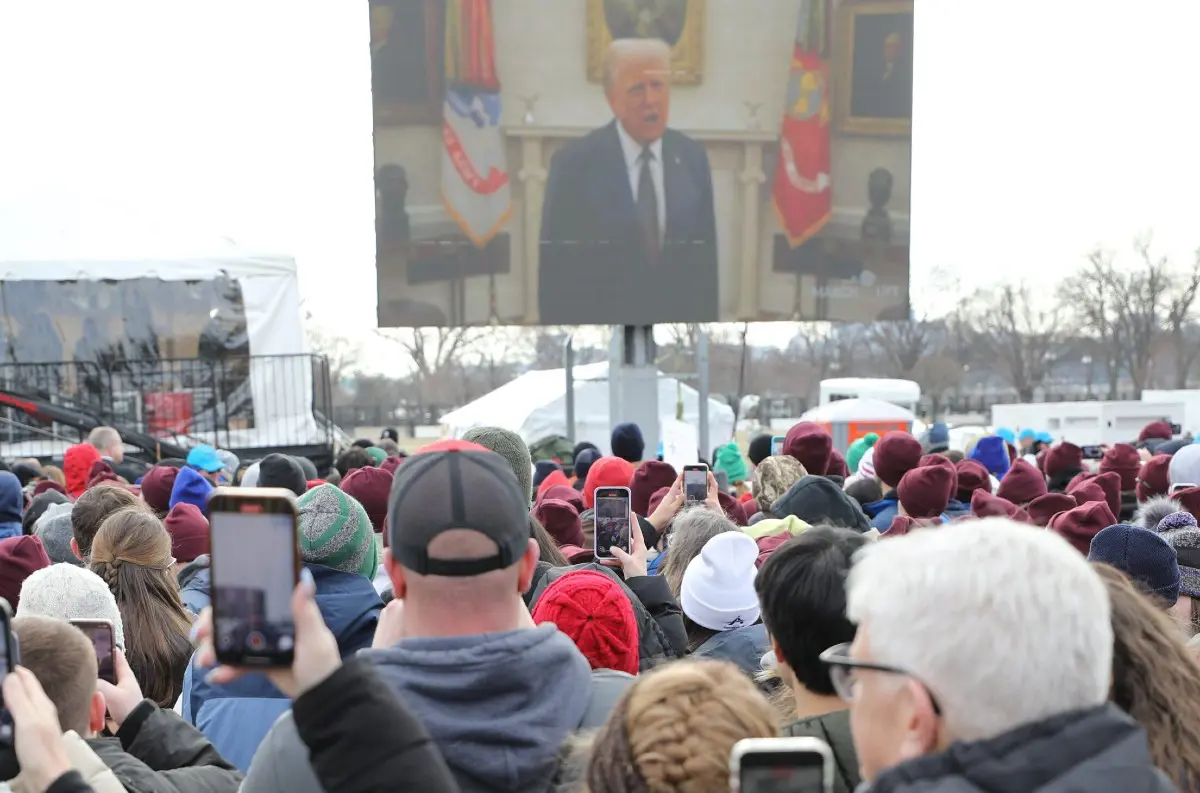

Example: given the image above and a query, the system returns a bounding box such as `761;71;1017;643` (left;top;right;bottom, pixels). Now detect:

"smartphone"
1081;445;1105;460
71;620;115;685
207;488;300;667
594;486;631;560
1171;423;1183;436
0;601;18;745
684;464;708;504
771;436;785;457
730;737;834;793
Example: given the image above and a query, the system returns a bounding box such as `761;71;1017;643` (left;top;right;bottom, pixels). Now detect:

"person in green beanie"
297;483;380;579
462;426;534;502
847;432;880;475
714;441;749;496
364;445;388;466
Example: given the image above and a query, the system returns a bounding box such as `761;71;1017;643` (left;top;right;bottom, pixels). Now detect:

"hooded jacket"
862;705;1174;793
241;624;632;793
0;472;24;539
87;699;243;793
772;476;870;531
691;622;770;677
176;555;211;616
782;709;859;793
181;564;381;771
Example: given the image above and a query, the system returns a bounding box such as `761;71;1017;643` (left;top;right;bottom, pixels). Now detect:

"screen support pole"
608;325;659;459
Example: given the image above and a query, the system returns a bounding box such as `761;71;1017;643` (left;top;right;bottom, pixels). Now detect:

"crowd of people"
0;417;1197;791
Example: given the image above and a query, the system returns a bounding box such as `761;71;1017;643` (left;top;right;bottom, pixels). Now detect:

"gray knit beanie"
461;427;533;502
18;564;125;648
33;503;83;567
297;485;379;579
1165;526;1200;599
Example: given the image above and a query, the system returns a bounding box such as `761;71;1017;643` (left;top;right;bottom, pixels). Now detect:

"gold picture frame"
835;0;914;137
586;0;705;85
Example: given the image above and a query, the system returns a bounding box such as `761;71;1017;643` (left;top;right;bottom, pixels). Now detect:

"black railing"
0;354;334;455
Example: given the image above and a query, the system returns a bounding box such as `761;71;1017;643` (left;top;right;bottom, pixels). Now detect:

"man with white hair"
538;37;718;325
820;519;1174;791
87;426;124;464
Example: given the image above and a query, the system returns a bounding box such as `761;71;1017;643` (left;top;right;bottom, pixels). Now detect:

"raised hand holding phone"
195;567;342;699
609;517;648;578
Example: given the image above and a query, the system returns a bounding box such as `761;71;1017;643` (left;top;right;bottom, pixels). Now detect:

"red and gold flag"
772;0;832;247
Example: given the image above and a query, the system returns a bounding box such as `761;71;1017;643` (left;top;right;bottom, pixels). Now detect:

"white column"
737;141;767;319
517;136;548;324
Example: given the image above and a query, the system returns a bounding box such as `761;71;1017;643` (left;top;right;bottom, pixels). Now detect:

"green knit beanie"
364;446;387;466
297;484;379;578
847;432;880;474
713;442;749;484
461;427;533;502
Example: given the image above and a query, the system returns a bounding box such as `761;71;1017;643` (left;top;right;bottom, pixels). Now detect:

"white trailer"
991;401;1184;447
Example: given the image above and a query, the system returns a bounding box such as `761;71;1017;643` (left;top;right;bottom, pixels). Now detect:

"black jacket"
528;563;687;669
293;657;458;793
781;709;859;793
88;701;242;793
773;476;870;531
867;704;1177;793
45;772;98;793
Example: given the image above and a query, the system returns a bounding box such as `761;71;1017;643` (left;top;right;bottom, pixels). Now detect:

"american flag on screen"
441;0;511;248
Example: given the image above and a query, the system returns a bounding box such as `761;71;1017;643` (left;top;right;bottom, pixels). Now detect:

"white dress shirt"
615;120;666;245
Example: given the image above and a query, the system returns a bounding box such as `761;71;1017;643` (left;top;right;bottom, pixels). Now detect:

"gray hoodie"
242;624;606;793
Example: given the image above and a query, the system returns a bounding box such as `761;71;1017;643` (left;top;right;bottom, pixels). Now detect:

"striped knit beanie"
297;484;379;579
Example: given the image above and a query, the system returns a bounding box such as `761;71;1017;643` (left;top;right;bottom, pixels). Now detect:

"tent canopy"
800;398;916;424
440;362;736;455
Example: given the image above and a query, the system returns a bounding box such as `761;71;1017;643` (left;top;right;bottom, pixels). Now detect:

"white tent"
0;190;319;449
440;362;736;454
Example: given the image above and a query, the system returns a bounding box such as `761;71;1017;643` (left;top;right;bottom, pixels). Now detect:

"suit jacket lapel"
661;131;689;240
597;121;640;231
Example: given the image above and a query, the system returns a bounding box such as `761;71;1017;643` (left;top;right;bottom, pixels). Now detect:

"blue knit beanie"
969;436;1011;478
1087;523;1180;604
611;423;645;463
169;466;213;511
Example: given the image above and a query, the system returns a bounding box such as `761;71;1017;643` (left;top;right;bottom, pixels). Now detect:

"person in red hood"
63;443;102;499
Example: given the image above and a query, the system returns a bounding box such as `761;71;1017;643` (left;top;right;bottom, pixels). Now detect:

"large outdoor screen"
371;0;912;327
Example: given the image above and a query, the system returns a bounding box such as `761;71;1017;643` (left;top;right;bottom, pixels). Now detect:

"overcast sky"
0;0;1196;373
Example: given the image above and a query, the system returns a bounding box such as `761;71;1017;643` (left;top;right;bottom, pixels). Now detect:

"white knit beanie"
858;447;877;480
240;461;261;488
1170;445;1200;488
680;532;761;632
17;564;126;649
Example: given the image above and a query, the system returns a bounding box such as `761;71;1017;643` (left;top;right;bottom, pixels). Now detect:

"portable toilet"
798;398;915;452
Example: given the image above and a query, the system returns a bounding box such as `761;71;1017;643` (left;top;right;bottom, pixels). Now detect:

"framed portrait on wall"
370;0;445;125
586;0;705;85
835;0;914;137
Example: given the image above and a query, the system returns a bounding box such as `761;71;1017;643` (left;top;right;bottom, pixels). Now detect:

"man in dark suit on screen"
538;38;718;325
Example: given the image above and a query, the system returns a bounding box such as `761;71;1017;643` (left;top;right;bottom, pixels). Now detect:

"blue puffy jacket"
0;471;23;539
864;491;900;531
181;563;382;770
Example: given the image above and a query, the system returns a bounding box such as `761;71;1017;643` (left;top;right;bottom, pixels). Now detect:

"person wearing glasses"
818;519;1176;792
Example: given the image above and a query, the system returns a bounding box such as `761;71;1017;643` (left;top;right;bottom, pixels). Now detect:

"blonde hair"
603;38;672;91
586;660;776;793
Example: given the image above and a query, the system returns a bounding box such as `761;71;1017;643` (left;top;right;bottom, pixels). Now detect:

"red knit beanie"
873;432;924;488
784;422;833;476
164;503;211;562
583;457;636;509
140;465;179;516
531;570;639;675
630;461;677;517
1044;443;1084;480
1099;444;1141;492
995;460;1048;506
1137;455;1173;503
533;499;585;548
0;536;51;611
340;466;394;534
538;484;586;515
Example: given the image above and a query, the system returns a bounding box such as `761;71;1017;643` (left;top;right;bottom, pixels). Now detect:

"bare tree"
972;282;1062;402
305;322;362;402
1059;254;1123;398
1165;250;1200;388
869;317;934;377
376;327;481;413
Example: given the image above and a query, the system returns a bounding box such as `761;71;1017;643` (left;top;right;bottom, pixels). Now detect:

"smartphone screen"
1081;445;1104;460
740;762;827;793
684;465;708;503
210;493;298;666
71;621;115;685
771;436;785;457
594;488;631;559
0;609;16;744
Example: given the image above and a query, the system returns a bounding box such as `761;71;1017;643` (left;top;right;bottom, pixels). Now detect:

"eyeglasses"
819;642;942;715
